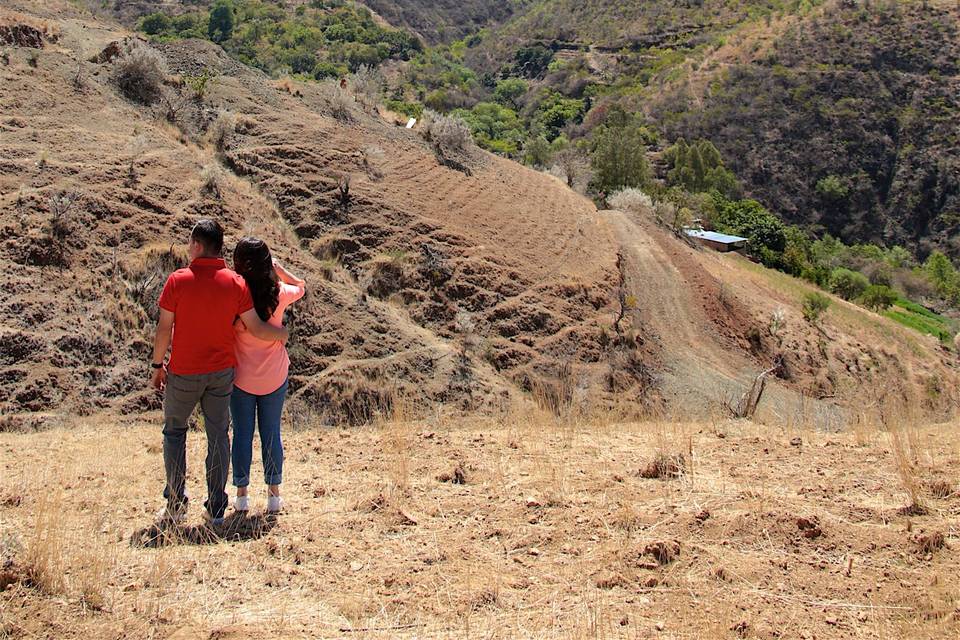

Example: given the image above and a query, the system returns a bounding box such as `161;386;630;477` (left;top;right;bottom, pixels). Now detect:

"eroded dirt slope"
0;2;649;426
1;1;958;429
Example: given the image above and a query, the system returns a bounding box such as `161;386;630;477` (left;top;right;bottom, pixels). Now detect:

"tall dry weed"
377;396;414;494
23;493;66;594
879;389;929;512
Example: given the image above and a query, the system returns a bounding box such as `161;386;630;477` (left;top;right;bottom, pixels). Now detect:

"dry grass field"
2;403;959;639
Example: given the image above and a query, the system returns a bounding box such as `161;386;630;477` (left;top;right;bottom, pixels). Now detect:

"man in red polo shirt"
150;219;288;526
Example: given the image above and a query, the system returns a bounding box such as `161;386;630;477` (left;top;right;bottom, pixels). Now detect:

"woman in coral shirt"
231;238;305;513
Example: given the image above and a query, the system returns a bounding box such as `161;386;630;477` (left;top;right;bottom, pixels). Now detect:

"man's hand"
151;308;174;391
151;366;167;392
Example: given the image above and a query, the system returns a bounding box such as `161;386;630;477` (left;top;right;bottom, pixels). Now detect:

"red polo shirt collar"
191;257;227;268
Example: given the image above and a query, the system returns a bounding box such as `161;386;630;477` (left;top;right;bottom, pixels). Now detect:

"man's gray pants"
163;368;234;519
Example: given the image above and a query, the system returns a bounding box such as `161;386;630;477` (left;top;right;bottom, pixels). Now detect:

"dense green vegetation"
138;0;422;78
658;2;960;254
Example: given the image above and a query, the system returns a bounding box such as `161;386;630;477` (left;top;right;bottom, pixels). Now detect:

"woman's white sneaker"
266;495;283;513
234;495;250;512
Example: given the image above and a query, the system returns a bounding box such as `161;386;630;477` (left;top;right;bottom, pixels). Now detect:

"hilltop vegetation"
137;0;422;77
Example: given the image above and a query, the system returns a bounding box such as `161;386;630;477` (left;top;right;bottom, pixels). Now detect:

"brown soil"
2;414;959;638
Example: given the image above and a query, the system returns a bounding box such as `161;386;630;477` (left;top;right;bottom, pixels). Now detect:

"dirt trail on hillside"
604;210;759;405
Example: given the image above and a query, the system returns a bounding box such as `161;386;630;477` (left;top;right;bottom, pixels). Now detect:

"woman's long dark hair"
233;237;280;322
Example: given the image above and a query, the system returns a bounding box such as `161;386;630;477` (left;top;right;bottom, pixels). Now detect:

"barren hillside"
2;0;959;430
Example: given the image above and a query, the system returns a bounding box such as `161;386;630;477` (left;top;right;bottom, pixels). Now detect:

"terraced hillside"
1;0;958;431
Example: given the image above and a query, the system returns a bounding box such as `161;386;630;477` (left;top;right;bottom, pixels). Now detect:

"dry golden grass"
1;406;960;639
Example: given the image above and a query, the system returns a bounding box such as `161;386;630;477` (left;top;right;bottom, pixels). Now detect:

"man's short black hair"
191;219;224;256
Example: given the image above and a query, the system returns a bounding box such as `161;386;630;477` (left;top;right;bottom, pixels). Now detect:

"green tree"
711;196;786;267
815;174;849;203
524;135;552;168
533;91;584;140
829;268;869;301
859;284;897;311
208;0;235;43
589;108;652;194
664;138;740;198
514;45;553;78
493;78;527;109
781;226;813;277
924;251;958;297
140;12;172;36
453;102;524;155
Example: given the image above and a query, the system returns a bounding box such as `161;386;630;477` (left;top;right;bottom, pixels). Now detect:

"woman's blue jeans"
230;379;288;488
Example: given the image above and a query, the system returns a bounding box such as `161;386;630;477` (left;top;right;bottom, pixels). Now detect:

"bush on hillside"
664;137;740;198
452;102;523;155
589;107;653;195
327;82;353;120
829;267;869;301
424;110;473;152
710;195;786;267
350;64;383;110
208;110;236;153
860;285;898;312
802;292;831;324
608;188;654;216
110;43;168;105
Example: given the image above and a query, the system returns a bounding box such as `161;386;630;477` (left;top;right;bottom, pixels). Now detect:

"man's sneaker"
234;495;249;512
266;495;283;514
155;503;187;526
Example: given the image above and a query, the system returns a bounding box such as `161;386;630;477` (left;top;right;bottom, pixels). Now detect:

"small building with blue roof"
684;229;748;253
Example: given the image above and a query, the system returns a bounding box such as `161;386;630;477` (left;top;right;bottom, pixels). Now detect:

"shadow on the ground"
130;512;278;548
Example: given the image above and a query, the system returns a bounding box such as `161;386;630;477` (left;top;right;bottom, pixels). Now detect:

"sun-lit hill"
3;2;960;637
423;0;960;258
2;0;959;430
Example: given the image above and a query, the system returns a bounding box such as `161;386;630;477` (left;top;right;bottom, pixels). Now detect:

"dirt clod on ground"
638;452;686;479
643;540;681;565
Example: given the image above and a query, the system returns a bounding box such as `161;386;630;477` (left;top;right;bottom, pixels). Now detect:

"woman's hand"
273;259;306;287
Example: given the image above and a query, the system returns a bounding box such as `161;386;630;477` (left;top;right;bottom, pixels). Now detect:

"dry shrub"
643;540;681;565
200;163;225;199
914;531;946;555
638;452;686;479
437;461;467;484
608;188;654;216
122;245;186;322
925;479;954;499
530;363;576;419
423;109;473;152
310;373;395;425
74;545;110;610
329;85;353;120
349;64;383;109
208;110;236;154
378;408;413;492
363;145;385;181
276;76;302;97
365;252;410;299
316;258;338;281
110;42;168;105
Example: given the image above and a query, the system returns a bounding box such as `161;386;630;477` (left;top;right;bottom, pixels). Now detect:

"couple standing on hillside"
149;219;306;526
